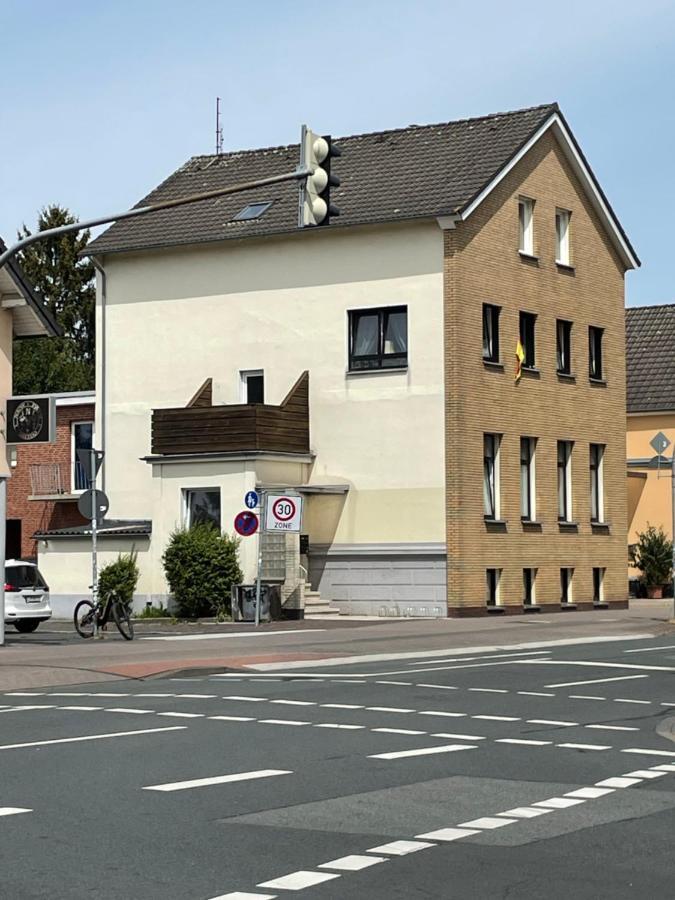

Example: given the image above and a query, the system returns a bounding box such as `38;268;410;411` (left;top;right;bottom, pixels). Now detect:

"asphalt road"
2;632;675;898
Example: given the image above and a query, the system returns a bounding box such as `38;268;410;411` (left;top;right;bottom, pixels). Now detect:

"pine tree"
13;205;95;394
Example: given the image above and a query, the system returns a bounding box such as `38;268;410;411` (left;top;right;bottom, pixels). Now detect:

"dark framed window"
519;311;536;368
486;568;501;607
593;567;605;603
590;443;605;522
483;434;500;520
348;306;407;371
482;304;501;362
520;436;536;520
556;320;572;375
560;567;574;604
557;440;573;522
184;489;221;531
589;326;604;380
241;370;264;404
523;568;535;606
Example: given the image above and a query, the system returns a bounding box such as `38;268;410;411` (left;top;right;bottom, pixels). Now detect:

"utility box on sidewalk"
231;584;281;623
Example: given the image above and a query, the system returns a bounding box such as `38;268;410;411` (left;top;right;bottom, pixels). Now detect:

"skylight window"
232;201;272;222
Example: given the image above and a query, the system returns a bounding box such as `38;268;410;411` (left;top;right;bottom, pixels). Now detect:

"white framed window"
560;567;574;605
486;568;502;607
71;421;95;493
240;370;264;404
593;567;605;604
520;436;536;521
183;488;221;531
523;568;537;606
483;434;501;520
557;440;573;522
590;443;605;523
518;197;534;255
555;208;571;265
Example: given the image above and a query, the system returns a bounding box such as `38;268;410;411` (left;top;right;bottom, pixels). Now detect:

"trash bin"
231;584;281;622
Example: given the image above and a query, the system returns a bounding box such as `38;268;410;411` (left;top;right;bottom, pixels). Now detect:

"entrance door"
6;519;22;559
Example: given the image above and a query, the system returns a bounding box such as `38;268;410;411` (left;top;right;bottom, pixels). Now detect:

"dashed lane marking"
517;691;555;697
144;769;292;792
614;698;651;705
105;708;154;715
565;787;615;799
472;715;520;722
209;892;276;900
415;827;480;841
586;724;639;732
569;695;607;701
623;770;668;779
496;738;552;746
527;719;577;727
622;748;675;758
0;726;186;751
534;797;585;809
318;855;386;871
457;816;516;829
468;688;509;694
314;723;366;730
369;743;477;760
257;871;340;891
157;712;204;719
209;715;255;723
270;700;316;706
366;706;414;714
596;777;642;787
320;704;364;710
366;840;434;855
258;719;309;727
417;710;467;718
498;807;552;818
557;743;611;751
545;675;650;688
0;808;31;817
372;728;427;736
625;644;675;653
431;732;487;741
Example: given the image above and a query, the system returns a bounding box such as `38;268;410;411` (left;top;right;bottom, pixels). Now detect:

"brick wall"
444;130;628;614
7;402;94;559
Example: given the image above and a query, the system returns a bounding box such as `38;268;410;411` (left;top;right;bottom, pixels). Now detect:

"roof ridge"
184;102;559;165
627;302;675;312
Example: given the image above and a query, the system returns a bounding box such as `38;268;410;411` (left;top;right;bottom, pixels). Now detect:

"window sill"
484;517;508;526
558;520;579;531
483;359;504;370
346;366;408;377
520;366;540;378
557;371;576;382
591;520;611;531
589;377;607;386
556;261;575;273
521;518;542;530
518;251;539;263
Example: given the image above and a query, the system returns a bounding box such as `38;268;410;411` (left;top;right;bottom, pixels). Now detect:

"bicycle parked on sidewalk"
74;589;134;641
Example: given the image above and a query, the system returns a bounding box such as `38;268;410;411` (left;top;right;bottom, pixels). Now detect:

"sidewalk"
0;600;672;691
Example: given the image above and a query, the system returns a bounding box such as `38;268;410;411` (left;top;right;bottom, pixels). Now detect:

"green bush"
135;604;170;619
98;551;139;611
162;525;242;618
630;524;673;588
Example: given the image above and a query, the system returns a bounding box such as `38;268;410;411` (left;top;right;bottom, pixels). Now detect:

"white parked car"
4;560;52;633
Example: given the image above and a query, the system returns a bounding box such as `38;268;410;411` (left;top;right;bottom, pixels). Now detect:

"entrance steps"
303;583;340;618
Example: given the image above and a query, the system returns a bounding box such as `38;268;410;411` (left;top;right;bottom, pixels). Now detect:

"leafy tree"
13;205;95;394
630;524;673;590
98;551;140;612
163;525;242;619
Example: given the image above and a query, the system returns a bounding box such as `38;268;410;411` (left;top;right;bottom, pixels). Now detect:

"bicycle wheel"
74;600;96;638
112;601;134;641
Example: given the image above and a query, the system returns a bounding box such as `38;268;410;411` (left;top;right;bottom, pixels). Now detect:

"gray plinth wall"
308;542;447;617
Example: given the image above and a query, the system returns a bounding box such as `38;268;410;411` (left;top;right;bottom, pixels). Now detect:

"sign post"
77;449;106;638
255;490;266;628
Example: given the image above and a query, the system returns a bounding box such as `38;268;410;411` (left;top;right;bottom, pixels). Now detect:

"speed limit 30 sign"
265;494;304;532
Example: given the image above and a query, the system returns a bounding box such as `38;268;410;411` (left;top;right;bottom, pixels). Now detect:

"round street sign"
234;510;259;537
77;489;110;522
244;490;259;510
272;497;296;521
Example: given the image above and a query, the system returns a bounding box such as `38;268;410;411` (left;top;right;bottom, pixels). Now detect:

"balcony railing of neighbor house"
30;463;67;496
151;372;310;456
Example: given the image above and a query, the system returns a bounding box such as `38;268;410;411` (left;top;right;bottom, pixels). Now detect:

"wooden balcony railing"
151;372;309;456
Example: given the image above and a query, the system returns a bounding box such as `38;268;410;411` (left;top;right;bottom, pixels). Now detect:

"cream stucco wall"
627;412;675;546
96;222;446;594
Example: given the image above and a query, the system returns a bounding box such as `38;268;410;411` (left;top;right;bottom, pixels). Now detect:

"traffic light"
298;125;341;227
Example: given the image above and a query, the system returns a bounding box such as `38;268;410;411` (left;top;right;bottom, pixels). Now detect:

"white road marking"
624;644;675;653
565;787;614;799
496;738;551;746
366;840;435;855
0;726;186;751
58;706;102;712
614;698;651;705
0;705;56;712
369;743;476;760
375;681;414;686
258;871;340;890
0;808;31;817
527;719;577;727
137;693;174;698
534;797;586;809
623;770;667;779
314;723;365;730
431;732;487;741
223;696;268;702
418;710;467;718
596;777;642;788
416;684;458;691
321;704;364;710
143;629;326;642
499;807;551;818
106;708;154;715
457;816;516;829
175;694;216;699
144;769;291;792
270;700;316;706
407;650;551;667
661;703;675;707
517;691;555;697
586;724;639;732
473;715;520;722
557;742;611;751
366;706;413;714
569;695;606;701
653;764;675;771
372;728;427;736
4;692;45;696
416;827;480;841
209;715;255;722
525;659;675;673
468;688;509;694
545;675;649;688
318;855;386;871
259;719;310;727
157;712;204;719
209;892;276;900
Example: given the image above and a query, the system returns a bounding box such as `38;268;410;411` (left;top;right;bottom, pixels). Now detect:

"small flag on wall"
515;339;525;382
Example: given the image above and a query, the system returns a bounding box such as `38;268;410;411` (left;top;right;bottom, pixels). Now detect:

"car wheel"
14;620;40;633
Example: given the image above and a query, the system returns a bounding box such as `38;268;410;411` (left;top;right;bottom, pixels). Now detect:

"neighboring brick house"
37;102;638;617
7;392;95;560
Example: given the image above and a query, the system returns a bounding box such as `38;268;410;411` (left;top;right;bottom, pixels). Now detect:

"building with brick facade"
36;103;638;618
8;392;95;560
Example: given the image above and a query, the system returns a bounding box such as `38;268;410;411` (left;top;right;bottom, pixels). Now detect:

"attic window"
232;201;272;222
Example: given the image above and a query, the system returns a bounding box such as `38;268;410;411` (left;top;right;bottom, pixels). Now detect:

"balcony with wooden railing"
29;463;81;500
150;372;310;457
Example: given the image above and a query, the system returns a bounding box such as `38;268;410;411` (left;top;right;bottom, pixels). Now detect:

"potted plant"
629;525;673;599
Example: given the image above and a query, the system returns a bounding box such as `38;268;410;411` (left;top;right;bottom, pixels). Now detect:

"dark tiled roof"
34;519;151;539
626;304;675;412
88;103;559;256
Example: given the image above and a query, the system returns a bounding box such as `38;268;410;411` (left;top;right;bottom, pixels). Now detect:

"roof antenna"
215;97;224;155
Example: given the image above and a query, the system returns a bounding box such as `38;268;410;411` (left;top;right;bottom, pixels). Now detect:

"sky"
1;0;674;306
